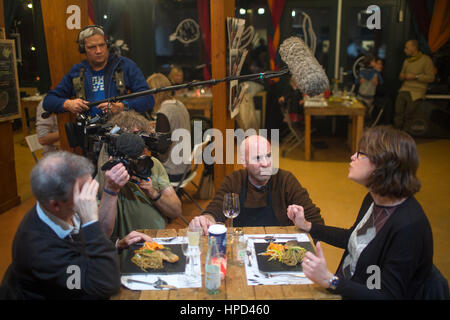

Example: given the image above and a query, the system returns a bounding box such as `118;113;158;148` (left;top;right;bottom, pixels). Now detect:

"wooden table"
112;226;341;300
304;99;365;161
177;95;212;119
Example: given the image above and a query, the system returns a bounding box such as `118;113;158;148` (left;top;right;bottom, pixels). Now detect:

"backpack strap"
72;67;86;99
113;66;127;96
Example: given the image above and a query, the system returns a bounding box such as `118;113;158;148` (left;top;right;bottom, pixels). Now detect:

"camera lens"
131;156;154;179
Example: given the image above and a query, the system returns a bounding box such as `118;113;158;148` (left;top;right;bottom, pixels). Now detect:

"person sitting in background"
278;76;304;126
189;135;324;235
0;151;151;300
168;65;184;85
146;73;191;182
96;110;182;241
288;126;434;299
36;98;59;156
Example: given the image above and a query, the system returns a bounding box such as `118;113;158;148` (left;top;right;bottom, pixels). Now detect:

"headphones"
76;25;111;53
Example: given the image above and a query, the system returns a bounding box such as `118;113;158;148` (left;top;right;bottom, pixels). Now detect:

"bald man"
394;39;435;130
189;135;324;234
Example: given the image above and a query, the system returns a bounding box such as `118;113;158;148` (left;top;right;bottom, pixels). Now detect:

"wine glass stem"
230;218;234;233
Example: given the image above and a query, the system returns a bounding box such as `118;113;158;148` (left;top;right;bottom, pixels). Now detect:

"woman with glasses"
287;126;434;299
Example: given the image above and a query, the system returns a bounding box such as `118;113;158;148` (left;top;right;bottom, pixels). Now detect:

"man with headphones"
43;25;154;117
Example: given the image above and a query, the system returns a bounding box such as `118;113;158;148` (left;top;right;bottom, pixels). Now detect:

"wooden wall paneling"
0;122;21;213
210;0;235;192
41;0;89;152
0;1;20;213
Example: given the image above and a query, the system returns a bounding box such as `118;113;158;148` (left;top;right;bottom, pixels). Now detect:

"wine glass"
223;193;240;236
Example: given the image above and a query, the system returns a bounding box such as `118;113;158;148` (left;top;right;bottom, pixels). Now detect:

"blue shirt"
90;69;105;116
36;202;97;239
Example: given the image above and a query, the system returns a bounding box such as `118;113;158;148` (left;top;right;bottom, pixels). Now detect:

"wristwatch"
151;192;162;202
329;275;340;290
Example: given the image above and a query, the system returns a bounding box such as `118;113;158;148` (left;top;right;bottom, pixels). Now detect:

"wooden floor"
1;130;449;288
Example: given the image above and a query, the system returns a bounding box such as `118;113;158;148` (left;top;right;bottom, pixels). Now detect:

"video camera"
65;111;172;180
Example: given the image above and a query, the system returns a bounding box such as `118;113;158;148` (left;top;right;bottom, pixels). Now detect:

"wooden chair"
25;134;43;163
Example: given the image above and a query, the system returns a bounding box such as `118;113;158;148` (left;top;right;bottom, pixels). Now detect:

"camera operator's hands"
73;177;99;224
63;98;89;114
104;162;130;194
135;176;159;200
97;102;124;114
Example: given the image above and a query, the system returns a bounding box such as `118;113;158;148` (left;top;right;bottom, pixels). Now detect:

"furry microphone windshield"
279;36;330;97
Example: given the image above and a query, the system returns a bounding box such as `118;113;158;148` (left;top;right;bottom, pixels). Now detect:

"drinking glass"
181;242;195;277
188;226;203;266
223;193;240;235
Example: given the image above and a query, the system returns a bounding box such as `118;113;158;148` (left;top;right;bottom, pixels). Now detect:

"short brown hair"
359;126;421;198
146;73;174;111
107;110;151;133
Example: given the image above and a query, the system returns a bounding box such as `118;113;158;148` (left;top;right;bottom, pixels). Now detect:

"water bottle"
205;236;221;295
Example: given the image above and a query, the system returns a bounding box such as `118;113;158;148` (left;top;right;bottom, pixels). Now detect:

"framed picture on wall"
0;39;21;122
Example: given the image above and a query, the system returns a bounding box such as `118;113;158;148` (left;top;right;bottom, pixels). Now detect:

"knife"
126;278;178;290
247;236;299;241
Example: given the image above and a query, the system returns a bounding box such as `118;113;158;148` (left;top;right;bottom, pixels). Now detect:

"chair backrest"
173;134;212;192
191;134;212;164
25;134;43;153
25;134;43;163
421;265;450;300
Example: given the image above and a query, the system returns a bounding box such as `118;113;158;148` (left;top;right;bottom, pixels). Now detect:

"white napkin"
121;237;202;290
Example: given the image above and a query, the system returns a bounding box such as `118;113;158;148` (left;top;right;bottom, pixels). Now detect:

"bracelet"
104;188;119;196
151;192;162;202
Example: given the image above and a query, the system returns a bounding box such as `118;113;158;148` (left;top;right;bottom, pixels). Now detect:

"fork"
264;273;306;278
160;237;177;242
126;278;178;289
246;250;253;267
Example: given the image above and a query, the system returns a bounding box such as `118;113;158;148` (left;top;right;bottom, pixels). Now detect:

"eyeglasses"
356;150;369;159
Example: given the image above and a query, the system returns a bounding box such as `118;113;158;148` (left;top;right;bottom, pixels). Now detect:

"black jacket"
310;194;433;299
0;205;121;300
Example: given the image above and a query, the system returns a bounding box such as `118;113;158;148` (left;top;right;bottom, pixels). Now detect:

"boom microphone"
279;36;329;97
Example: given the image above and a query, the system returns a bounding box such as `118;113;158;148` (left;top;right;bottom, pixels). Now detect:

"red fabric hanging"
267;0;285;71
87;0;96;25
197;0;211;80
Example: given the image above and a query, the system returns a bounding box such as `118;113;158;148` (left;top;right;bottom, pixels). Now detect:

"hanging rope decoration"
169;18;200;45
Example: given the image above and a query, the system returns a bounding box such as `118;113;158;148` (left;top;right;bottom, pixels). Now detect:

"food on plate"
131;241;179;271
261;240;307;266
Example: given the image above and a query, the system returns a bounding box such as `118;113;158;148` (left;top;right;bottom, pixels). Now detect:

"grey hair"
30;151;94;205
78;26;105;45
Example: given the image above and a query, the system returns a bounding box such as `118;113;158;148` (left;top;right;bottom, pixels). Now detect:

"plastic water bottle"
205;236;221;295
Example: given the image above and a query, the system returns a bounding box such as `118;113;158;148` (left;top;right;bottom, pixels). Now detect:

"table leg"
305;114;311;160
353;115;364;153
21;105;28;136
